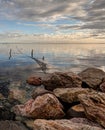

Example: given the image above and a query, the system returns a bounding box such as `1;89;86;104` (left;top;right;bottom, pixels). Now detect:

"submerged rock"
34;119;104;130
78;91;105;128
13;93;65;119
78;68;105;89
31;86;53;99
9;88;26;103
0;80;10;98
0;106;15;120
0;98;20;120
42;72;82;91
0;120;29;130
0;98;20;109
53;88;89;103
27;76;42;86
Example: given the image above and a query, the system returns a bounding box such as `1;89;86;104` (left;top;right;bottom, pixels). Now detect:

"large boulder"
34;119;104;130
53;88;89;103
0;120;29;130
13;93;65;119
78;68;105;89
42;72;82;91
78;91;105;128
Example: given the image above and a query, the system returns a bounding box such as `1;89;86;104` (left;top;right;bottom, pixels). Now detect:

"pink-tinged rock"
27;76;42;86
78;91;105;128
13;93;65;119
33;119;104;130
42;72;82;91
100;82;105;93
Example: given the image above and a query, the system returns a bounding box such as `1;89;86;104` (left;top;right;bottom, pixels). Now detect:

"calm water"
0;43;105;76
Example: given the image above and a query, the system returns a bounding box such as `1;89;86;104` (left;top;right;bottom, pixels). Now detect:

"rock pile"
1;67;105;130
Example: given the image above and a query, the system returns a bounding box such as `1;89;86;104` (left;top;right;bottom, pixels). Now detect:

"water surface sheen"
0;43;105;75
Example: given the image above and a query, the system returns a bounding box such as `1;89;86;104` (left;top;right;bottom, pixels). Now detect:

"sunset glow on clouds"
0;0;105;43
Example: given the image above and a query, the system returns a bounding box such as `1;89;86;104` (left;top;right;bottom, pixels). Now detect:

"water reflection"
0;43;105;74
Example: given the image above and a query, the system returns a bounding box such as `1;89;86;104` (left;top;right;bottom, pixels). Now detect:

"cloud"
0;31;105;44
0;0;105;41
72;0;105;37
0;0;86;21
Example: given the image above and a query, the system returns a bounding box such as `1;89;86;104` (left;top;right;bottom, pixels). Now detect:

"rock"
27;76;42;86
23;119;34;130
0;98;20;109
53;88;89;103
0;106;15;120
78;91;105;128
70;118;102;128
0;80;10;98
0;93;4;99
33;119;104;130
9;81;36;102
42;72;82;91
32;86;53;99
78;68;105;89
0;98;21;120
100;82;105;93
9;88;26;103
66;104;86;118
15;115;34;130
0;120;29;130
13;93;65;119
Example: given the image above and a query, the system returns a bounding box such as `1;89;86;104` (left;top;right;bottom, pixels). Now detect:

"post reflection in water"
0;43;105;73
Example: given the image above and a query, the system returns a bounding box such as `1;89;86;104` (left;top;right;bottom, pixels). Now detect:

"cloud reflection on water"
0;43;105;73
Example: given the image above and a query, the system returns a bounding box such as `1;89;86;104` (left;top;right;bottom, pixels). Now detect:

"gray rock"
53;88;89;103
31;86;53;99
0;120;29;130
0;80;10;98
42;72;82;91
78;68;105;89
0;106;15;120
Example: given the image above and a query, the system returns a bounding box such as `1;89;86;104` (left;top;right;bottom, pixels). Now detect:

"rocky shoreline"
0;67;105;130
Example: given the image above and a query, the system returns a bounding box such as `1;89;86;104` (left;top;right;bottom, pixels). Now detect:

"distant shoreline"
0;42;105;44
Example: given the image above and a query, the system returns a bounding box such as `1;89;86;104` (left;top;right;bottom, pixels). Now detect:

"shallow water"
0;43;105;77
1;43;105;102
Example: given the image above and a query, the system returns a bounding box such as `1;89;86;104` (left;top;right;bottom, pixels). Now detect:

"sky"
0;0;105;43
